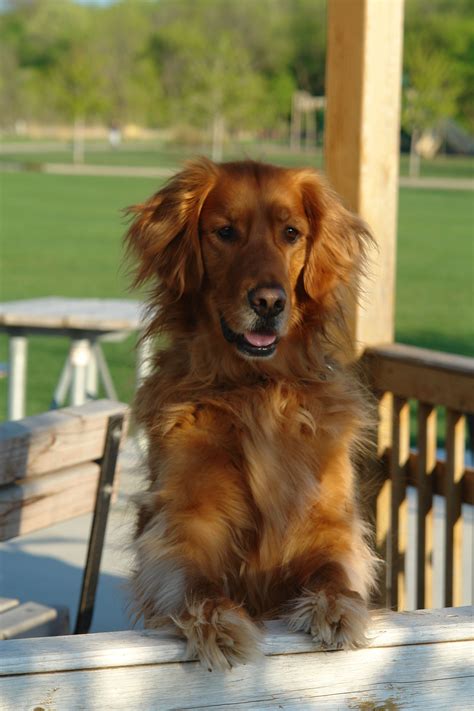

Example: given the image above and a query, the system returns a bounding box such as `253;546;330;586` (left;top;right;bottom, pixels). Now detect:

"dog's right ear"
125;158;217;297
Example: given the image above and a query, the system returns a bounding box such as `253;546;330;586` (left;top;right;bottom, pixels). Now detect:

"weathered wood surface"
0;461;101;540
0;602;69;640
0;598;19;614
1;606;471;676
0;608;472;710
0;399;128;485
325;0;404;349
363;343;474;412
0;297;143;332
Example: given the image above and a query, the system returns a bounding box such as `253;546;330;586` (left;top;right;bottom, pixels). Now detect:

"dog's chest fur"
159;380;352;553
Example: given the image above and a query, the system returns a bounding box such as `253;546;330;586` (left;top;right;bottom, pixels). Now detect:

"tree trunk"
290;92;301;152
73;117;85;164
409;128;420;178
211;114;224;162
305;109;316;152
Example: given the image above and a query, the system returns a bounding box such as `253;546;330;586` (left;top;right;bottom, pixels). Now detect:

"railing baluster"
389;396;410;610
416;403;437;609
445;409;465;607
362;344;474;611
372;392;392;607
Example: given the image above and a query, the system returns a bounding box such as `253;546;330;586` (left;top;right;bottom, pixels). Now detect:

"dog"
126;158;378;670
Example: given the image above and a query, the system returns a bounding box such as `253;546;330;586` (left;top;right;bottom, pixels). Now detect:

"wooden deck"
0;606;472;710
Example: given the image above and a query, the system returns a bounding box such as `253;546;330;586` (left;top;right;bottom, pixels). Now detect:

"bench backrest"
0;400;129;541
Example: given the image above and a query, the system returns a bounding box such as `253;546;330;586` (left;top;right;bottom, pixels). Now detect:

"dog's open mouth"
220;316;279;358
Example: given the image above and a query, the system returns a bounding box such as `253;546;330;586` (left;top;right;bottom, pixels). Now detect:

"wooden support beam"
325;0;404;349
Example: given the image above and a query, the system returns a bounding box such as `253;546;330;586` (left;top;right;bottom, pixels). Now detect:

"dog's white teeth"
244;332;276;347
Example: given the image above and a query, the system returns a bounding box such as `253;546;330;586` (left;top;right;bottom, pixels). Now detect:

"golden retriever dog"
126;158;378;670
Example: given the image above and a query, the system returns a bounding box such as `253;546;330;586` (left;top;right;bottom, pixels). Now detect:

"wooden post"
325;0;404;349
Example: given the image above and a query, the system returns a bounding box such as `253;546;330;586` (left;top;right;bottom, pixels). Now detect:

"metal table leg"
8;334;28;420
70;338;92;406
87;339;99;400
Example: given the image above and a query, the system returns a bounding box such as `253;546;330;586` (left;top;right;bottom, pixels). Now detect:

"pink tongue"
244;331;276;347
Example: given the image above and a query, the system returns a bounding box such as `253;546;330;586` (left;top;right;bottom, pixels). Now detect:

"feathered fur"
126;159;378;669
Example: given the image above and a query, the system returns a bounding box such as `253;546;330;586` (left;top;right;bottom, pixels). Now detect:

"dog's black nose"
248;286;287;318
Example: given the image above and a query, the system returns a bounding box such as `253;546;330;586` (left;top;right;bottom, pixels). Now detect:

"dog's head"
126;159;373;360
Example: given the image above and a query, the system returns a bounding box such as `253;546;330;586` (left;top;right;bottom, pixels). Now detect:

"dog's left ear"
125;158;217;297
297;170;374;305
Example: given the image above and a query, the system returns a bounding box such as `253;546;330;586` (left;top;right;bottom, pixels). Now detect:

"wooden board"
0;608;472;711
0;643;471;711
0;461;101;540
0;598;19;614
0;399;128;485
0;606;471;676
362;344;474;412
0;297;143;332
0;602;69;640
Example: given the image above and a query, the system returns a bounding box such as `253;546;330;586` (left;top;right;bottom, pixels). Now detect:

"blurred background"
0;0;473;416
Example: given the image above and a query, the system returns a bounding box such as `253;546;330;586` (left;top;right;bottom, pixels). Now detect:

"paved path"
0;161;174;179
399;176;474;191
1;160;473;189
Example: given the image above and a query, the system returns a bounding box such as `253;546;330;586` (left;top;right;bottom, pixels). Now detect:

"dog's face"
199;164;310;358
127;159;372;361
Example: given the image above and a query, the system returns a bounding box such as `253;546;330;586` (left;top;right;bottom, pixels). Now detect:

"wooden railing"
361;344;474;611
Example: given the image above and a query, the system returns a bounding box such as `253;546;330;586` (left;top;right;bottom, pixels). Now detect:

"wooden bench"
0;606;471;709
0;399;128;638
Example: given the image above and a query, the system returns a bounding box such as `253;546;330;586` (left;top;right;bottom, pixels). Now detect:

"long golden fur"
126;158;378;670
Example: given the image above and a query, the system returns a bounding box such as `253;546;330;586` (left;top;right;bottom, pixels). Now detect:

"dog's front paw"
286;588;369;650
173;597;263;671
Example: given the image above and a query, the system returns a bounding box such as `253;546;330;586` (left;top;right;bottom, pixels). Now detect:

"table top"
0;606;472;710
0;297;145;332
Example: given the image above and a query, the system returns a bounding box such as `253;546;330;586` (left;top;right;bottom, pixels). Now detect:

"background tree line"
0;0;472;147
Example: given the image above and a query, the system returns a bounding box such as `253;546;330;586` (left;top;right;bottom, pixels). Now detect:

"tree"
0;0;104;159
50;40;105;162
91;1;163;128
402;0;473;174
403;41;463;175
148;0;296;156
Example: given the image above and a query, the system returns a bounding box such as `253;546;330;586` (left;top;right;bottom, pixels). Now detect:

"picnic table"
0;606;472;709
0;297;149;420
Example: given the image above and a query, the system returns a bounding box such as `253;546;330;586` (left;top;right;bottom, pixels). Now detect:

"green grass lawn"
0;172;163;415
1;139;473;178
396;188;474;356
0;169;473;419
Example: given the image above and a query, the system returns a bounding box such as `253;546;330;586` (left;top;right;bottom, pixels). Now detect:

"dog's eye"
216;225;236;241
284;226;300;243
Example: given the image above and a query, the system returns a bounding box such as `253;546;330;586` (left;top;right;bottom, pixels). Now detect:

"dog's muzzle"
220;315;280;358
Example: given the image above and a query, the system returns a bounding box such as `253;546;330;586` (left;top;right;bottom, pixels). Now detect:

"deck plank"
0;640;471;711
0;607;472;676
